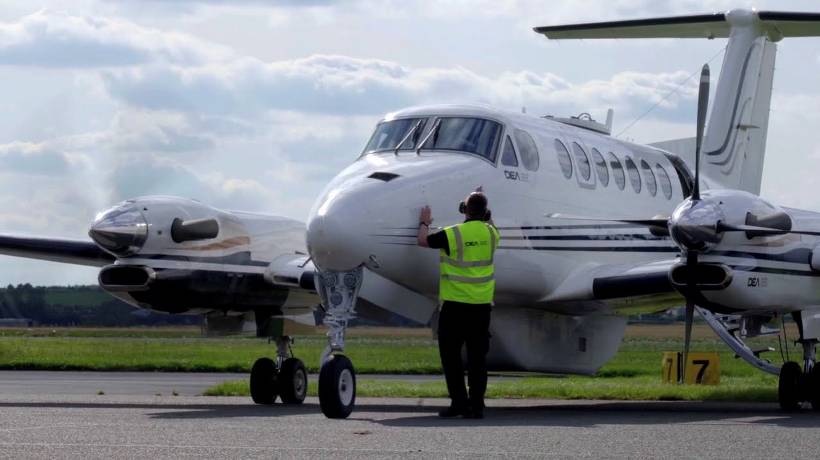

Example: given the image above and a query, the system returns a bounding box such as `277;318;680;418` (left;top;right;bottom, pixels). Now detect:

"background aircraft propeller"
680;64;710;383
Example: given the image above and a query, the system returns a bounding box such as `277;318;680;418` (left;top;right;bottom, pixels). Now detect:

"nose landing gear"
315;267;363;419
249;336;308;406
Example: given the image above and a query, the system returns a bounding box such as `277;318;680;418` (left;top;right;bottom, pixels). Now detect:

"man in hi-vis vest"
417;189;499;419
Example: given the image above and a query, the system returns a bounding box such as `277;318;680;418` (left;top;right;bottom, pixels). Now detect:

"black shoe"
438;405;468;418
464;408;484;419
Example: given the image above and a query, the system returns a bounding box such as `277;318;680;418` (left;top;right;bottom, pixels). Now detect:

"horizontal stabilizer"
534;11;820;40
534;13;728;39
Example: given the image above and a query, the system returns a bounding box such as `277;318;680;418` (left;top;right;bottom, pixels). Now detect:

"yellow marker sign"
661;352;720;385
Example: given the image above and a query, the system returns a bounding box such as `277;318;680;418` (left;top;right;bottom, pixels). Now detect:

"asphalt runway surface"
0;371;819;459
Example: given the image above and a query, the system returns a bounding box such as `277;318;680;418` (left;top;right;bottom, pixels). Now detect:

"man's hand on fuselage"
417;205;433;247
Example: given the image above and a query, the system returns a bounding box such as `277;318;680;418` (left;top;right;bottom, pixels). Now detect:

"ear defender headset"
458;193;491;220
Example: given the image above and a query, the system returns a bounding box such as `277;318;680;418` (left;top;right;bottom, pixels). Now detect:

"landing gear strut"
249;336;307;405
315;267;363;419
778;340;818;411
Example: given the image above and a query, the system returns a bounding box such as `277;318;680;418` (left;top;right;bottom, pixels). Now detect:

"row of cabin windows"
555;139;673;199
364;118;675;201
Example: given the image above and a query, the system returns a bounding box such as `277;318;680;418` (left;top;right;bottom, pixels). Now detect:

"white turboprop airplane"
303;9;820;418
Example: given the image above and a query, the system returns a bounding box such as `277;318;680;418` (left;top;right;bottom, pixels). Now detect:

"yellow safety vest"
439;220;500;304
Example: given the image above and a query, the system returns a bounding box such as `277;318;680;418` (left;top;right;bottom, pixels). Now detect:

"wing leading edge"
0;234;113;267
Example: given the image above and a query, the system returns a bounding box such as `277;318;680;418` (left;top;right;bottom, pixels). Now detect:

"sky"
1;0;819;285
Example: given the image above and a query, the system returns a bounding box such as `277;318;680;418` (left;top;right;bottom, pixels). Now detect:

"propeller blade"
682;301;695;384
545;213;669;228
716;222;820;237
693;64;710;201
680;250;698;384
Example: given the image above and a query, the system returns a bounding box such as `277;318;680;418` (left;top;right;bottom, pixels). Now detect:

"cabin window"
500;136;518;167
420;117;502;161
363;118;427;153
554;139;572;178
608;152;625;190
624;156;641;193
640;160;657;197
514;129;539;171
656;164;673;199
572;143;591;181
591;148;609;187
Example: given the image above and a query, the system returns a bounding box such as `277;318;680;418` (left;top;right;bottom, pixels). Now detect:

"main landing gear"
315;268;363;419
778;339;820;411
249;336;308;405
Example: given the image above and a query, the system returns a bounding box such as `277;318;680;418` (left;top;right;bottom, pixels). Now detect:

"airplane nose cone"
89;205;149;256
307;190;370;271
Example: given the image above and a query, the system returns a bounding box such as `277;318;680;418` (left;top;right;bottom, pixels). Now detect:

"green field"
0;325;788;401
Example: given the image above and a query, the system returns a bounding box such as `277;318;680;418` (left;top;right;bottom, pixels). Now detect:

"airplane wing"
0;234;114;267
541;259;683;314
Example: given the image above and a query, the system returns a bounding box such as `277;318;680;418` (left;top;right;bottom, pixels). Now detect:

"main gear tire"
779;361;802;411
250;357;278;405
278;358;308;404
809;365;820;411
318;354;356;419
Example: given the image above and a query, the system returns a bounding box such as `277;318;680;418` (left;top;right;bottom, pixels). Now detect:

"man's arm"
417;205;433;247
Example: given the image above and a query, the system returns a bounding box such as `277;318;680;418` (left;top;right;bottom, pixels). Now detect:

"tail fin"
535;9;820;195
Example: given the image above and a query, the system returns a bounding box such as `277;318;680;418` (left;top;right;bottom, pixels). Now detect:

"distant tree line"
0;284;200;327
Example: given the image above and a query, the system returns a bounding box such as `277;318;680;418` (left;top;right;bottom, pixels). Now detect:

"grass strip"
203;375;777;402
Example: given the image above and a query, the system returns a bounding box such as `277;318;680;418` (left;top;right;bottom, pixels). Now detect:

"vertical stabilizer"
534;9;820;195
701;11;776;195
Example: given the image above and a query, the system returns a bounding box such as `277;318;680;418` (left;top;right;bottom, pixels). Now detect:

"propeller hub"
668;198;725;252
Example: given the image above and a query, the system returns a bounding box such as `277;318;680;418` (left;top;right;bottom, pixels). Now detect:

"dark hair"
465;192;488;219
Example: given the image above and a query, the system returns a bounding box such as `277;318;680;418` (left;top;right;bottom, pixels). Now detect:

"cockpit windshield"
363;118;427;153
419;117;501;162
363;116;503;162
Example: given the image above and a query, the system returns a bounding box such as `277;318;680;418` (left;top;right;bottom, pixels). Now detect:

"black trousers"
437;301;491;409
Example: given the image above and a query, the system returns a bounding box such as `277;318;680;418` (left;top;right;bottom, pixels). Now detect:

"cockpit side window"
363;118;427;153
500;136;518;167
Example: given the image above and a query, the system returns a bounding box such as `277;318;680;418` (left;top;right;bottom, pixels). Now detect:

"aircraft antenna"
615;46;725;139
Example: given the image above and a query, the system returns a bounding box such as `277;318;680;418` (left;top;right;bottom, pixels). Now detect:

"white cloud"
0;10;231;67
101;54;697;123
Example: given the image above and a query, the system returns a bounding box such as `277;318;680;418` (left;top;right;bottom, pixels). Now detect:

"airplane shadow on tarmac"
2;400;820;428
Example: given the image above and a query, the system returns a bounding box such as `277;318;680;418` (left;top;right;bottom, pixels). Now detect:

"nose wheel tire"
319;354;356;419
250;357;278;405
778;361;802;411
278;358;308;404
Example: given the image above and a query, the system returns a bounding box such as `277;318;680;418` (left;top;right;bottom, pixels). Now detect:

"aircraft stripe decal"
375;230;818;268
730;265;820;277
709;248;811;264
498;245;679;253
